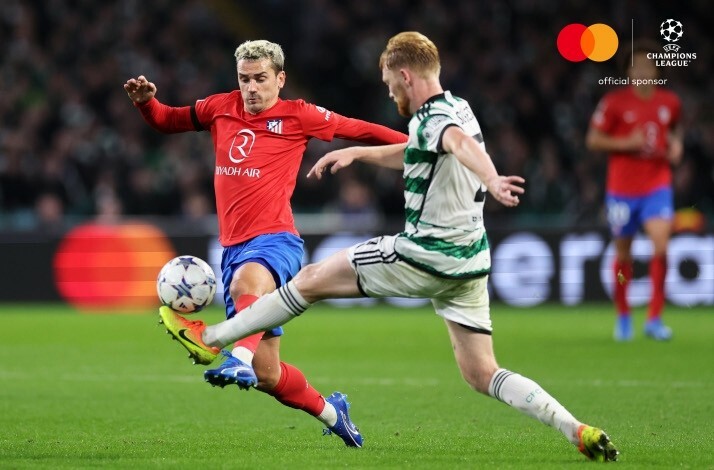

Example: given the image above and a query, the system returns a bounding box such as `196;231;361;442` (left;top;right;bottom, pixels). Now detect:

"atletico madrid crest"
267;119;283;134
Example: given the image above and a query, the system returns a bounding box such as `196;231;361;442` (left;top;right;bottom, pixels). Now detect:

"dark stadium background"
0;0;712;306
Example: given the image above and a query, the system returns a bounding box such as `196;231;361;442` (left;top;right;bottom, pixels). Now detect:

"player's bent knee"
228;282;242;301
252;346;282;391
293;263;330;302
294;262;320;284
256;378;280;392
254;366;281;391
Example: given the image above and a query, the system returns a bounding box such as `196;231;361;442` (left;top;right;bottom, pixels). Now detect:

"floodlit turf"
0;302;712;468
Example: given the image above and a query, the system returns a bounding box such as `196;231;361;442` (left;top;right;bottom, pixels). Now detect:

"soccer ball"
157;255;217;313
660;19;683;42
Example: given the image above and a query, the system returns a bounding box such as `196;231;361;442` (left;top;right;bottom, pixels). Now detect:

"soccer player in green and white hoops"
159;31;618;462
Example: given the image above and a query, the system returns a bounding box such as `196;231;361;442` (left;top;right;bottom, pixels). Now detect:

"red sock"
233;294;263;353
269;362;326;416
648;255;667;321
613;259;632;316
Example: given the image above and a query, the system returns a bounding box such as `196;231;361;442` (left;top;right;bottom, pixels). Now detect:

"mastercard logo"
557;23;618;62
53;222;177;312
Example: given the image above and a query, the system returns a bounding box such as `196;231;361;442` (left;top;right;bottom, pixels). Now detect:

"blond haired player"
127;39;407;447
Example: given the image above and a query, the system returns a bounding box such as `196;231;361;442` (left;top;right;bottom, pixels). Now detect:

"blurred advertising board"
0;222;711;309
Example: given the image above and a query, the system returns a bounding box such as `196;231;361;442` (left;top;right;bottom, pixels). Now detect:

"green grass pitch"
1;303;712;468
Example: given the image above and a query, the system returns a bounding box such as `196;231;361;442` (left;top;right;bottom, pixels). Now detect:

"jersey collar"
417;90;451;113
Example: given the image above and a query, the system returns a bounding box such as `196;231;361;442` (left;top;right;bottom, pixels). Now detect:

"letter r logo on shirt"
229;129;256;164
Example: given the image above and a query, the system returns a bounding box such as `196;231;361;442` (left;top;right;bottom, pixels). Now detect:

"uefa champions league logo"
648;18;696;66
660;19;683;52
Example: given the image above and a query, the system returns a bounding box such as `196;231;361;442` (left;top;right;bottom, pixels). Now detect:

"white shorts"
347;235;492;333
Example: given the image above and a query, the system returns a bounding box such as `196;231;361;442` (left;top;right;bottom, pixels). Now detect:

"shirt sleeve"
194;94;225;130
135;98;203;133
332;115;408;145
414;113;457;152
670;94;682;128
296;100;340;140
590;95;616;134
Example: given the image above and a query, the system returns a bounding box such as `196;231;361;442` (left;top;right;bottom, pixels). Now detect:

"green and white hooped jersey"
394;91;490;279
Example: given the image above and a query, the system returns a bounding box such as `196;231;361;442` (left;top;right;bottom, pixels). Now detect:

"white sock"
203;281;310;348
488;369;582;444
317;400;338;427
231;346;254;365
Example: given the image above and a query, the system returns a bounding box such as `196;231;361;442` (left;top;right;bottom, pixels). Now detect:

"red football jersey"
136;91;406;245
194;91;342;245
590;86;681;196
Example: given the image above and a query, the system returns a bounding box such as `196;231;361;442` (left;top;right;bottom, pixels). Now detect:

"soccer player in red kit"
586;41;683;341
124;39;407;446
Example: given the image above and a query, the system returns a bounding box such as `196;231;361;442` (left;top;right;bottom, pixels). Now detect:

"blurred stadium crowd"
1;0;712;232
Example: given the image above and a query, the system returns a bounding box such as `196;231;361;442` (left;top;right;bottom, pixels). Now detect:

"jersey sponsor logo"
215;166;261;178
229;129;256;164
266;119;283;134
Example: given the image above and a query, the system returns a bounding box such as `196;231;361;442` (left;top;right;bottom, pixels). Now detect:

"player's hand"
124;75;157;104
667;137;684;165
307;148;357;179
485;175;525;207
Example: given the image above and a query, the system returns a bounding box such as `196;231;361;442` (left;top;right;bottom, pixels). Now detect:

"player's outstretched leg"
577;425;619;462
322;392;363;447
490;369;620;461
158;306;220;365
204;350;258;389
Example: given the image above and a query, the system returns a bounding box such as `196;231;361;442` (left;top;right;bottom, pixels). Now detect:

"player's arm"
441;126;524;207
585;95;644;154
332;114;408;145
124;75;202;133
308;143;407;179
667;124;684;165
585;127;644;154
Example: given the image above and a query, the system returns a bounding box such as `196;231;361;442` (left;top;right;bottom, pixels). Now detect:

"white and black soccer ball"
157;255;217;313
660;19;683;42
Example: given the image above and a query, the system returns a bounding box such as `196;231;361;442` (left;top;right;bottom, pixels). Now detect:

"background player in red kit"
124;39;406;446
586;41;683;341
